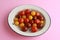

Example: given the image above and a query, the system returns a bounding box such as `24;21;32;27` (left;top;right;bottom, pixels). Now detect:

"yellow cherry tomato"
29;15;33;20
40;21;44;24
22;15;26;19
14;21;19;26
31;11;36;16
33;23;37;27
19;23;25;27
14;17;18;22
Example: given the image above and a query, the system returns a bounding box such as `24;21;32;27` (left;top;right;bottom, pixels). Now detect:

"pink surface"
0;0;60;40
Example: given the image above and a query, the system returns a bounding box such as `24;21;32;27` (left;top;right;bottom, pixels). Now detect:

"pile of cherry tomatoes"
13;9;45;32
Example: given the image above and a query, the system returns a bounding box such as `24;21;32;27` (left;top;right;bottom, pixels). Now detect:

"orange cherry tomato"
31;26;38;32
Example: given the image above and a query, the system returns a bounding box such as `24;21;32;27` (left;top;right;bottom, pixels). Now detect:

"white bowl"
8;5;51;36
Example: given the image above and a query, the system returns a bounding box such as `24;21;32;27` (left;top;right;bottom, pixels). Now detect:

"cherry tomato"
33;16;37;20
29;20;34;24
19;11;25;16
31;26;38;32
37;15;44;20
14;18;18;22
29;15;33;20
21;26;28;32
34;19;40;24
14;21;19;26
19;23;25;27
41;16;45;20
15;15;20;18
37;23;44;29
37;23;41;29
24;18;29;23
24;9;31;18
22;15;26;19
40;20;45;24
26;14;30;18
18;18;24;23
36;12;40;16
27;23;31;28
25;9;31;14
31;11;36;16
32;23;37;27
25;23;31;28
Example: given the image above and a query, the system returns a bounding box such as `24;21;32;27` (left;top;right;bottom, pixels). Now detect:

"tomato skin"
34;19;40;24
29;20;34;24
37;23;41;29
14;18;18;22
14;21;19;26
32;23;37;27
40;16;44;20
33;16;37;20
31;11;36;16
19;11;25;16
25;9;31;14
25;23;31;28
37;23;44;29
24;18;29;23
19;23;25;27
28;15;33;20
21;26;28;32
15;15;20;19
28;23;31;27
36;12;40;16
25;9;31;17
22;15;26;19
31;26;38;32
18;18;24;23
37;15;44;21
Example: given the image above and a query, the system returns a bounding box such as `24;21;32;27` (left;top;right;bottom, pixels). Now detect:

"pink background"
0;0;60;40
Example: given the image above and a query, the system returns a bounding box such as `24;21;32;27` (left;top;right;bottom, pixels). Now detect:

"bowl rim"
8;4;51;37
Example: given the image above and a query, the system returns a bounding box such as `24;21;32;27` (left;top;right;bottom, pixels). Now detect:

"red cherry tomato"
25;9;31;17
34;19;40;24
29;20;34;24
26;14;30;18
21;26;28;32
37;15;44;20
25;9;31;14
40;16;45;20
18;18;24;23
27;23;31;28
19;11;25;16
33;16;37;20
15;15;20;19
37;23;41;29
36;12;40;16
25;23;31;28
37;23;44;29
31;26;38;32
24;18;29;23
